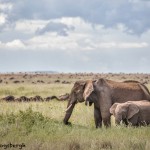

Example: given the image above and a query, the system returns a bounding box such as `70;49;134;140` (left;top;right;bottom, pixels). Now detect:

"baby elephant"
110;100;150;126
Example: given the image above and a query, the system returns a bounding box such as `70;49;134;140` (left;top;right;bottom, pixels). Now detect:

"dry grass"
0;73;150;150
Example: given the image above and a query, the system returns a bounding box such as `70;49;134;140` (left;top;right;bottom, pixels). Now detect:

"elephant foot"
96;126;102;128
103;121;111;128
95;123;102;128
63;121;72;126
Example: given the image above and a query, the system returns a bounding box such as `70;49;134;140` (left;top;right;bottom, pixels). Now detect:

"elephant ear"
83;81;94;101
110;103;119;116
127;104;139;119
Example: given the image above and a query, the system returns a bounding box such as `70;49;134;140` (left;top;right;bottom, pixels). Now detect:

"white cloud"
95;42;148;49
4;0;150;35
0;39;25;49
0;13;7;25
0;17;149;51
15;20;49;34
0;3;13;25
117;42;148;48
0;3;12;11
26;33;79;51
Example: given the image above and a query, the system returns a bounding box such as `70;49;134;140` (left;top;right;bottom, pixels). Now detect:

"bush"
0;107;49;133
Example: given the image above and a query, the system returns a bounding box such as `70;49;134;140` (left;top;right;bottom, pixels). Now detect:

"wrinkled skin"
63;78;150;128
110;100;150;126
63;81;86;125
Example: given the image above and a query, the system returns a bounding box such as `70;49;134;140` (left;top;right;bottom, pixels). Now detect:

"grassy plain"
0;73;150;150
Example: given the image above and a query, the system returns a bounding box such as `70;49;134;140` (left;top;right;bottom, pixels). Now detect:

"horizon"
1;70;150;74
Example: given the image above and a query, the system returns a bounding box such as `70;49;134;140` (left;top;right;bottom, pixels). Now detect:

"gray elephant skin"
110;100;150;126
63;78;150;128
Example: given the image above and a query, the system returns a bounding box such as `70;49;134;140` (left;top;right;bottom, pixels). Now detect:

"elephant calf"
110;100;150;126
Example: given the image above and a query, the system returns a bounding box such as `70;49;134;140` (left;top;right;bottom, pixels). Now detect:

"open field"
0;73;150;150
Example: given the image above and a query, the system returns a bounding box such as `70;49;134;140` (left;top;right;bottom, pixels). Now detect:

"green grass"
0;81;150;150
0;106;150;150
0;83;73;98
0;101;150;150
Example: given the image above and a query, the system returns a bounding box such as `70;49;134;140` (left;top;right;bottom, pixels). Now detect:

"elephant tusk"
65;104;73;112
85;101;90;106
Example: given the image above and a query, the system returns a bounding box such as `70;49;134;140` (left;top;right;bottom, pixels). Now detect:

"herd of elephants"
63;78;150;128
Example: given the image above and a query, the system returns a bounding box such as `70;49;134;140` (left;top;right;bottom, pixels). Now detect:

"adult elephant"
63;78;150;128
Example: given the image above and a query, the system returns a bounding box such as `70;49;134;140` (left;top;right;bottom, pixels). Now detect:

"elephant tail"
138;83;150;100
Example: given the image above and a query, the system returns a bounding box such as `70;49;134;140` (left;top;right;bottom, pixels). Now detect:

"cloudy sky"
0;0;150;73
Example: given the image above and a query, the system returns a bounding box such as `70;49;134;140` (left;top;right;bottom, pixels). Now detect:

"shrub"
0;107;49;134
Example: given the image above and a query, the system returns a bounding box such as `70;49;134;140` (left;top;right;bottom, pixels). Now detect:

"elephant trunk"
63;80;86;125
63;103;75;125
115;115;122;125
63;93;76;125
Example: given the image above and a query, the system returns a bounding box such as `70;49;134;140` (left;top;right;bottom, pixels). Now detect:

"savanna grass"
0;80;150;150
0;101;150;150
0;83;73;97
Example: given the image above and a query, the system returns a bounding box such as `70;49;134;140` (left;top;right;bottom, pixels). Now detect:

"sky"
0;0;150;73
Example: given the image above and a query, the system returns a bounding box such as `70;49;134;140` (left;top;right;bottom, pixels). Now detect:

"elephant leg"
102;113;111;127
94;106;102;128
98;92;112;127
101;111;111;128
100;103;111;127
122;119;129;126
128;114;139;126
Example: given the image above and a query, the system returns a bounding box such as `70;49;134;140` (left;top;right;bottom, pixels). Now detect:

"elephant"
63;78;150;128
110;100;150;126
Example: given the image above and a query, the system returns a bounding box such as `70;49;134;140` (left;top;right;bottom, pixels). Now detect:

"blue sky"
0;0;150;73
